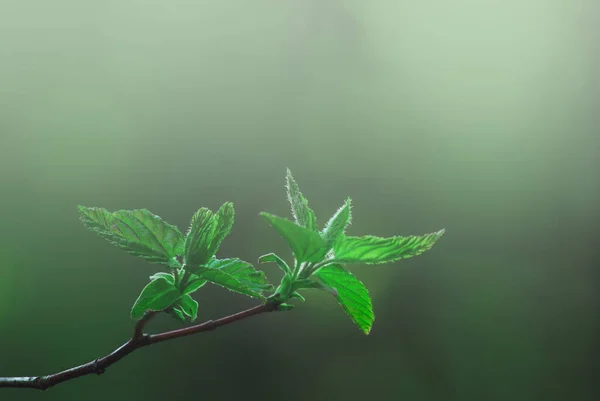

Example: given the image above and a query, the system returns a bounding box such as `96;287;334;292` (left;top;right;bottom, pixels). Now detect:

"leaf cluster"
258;169;444;334
78;169;444;334
78;203;271;322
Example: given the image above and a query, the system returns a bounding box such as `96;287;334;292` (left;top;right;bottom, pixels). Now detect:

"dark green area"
0;1;598;400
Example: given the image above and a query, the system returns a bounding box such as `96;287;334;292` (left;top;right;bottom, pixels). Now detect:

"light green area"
184;204;233;268
194;257;271;299
263;169;440;333
320;198;352;250
78;206;185;265
261;212;328;263
285;168;318;231
176;294;199;322
130;276;181;320
333;230;445;264
205;258;271;293
313;264;374;334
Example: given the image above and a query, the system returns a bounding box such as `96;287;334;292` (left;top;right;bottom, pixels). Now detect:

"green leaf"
333;229;445;264
208;258;272;292
182;275;207;295
206;202;235;259
258;253;291;274
260;213;327;263
276;303;295;311
149;272;175;284
167;306;186;322
184;208;215;267
286;169;317;231
78;206;184;265
199;268;265;299
268;272;293;303
131;276;181;320
306;275;339;297
321;197;352;250
184;203;235;268
176;294;199;321
168;258;183;270
313;264;374;335
290;291;305;302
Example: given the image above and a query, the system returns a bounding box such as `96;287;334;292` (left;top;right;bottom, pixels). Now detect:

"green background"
1;1;598;400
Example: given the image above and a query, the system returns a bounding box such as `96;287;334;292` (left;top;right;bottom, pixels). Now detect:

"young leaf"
260;212;327;263
198;268;265;299
313;264;374;335
176;294;199;321
276;303;295;311
149;272;175;284
321;197;352;250
268;272;293;303
306;275;338;297
286;169;317;231
182;275;207;295
78;206;184;265
290;291;305;302
131;276;181;320
333;229;445;265
207;258;272;292
184;203;235;268
184;208;216;267
168;258;183;270
167;306;186;322
258;253;291;274
206;202;235;259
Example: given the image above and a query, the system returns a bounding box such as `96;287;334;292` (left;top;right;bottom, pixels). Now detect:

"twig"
0;302;276;390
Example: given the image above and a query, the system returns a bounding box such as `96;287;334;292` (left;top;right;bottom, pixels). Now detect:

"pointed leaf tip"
78;206;185;265
313;264;374;335
184;202;235;268
333;229;445;265
321;197;352;251
258;253;291;274
177;294;199;321
285;169;317;231
130;276;181;320
207;202;235;257
184;207;215;267
260;213;327;263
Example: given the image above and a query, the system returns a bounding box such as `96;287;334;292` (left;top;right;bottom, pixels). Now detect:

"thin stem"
179;270;192;290
305;258;336;277
173;268;180;287
291;259;301;281
0;303;276;391
149;302;275;344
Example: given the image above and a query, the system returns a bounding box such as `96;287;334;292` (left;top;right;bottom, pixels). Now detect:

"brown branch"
0;302;277;390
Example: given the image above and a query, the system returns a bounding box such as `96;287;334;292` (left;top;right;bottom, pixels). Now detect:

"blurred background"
1;1;598;400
